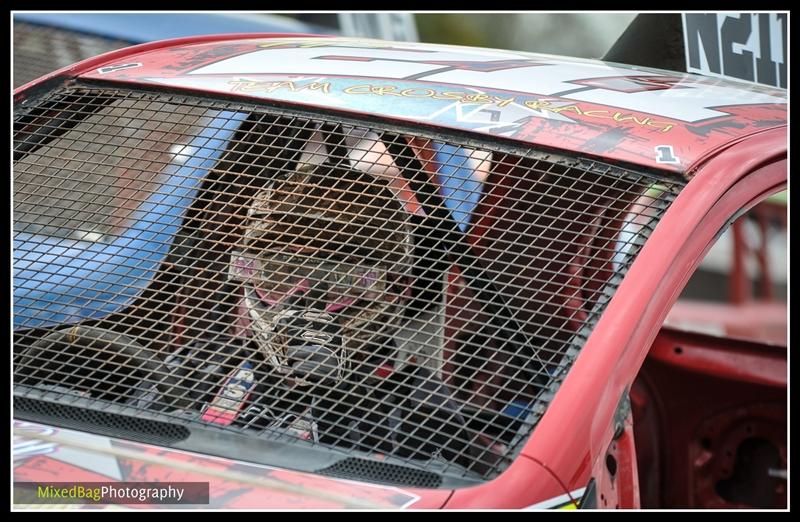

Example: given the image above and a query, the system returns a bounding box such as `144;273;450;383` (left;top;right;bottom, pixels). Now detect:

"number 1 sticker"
655;145;680;165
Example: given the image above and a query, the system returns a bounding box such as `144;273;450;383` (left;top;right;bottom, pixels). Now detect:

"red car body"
13;34;787;509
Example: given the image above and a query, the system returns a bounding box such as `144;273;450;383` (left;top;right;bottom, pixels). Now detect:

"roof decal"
70;36;788;173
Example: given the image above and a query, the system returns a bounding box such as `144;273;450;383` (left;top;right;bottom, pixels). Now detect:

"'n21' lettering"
683;13;786;88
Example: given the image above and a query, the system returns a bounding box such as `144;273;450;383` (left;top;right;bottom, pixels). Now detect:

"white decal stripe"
191;48;519;78
423;62;642;96
523;487;586;510
568;83;785;122
182;43;784;124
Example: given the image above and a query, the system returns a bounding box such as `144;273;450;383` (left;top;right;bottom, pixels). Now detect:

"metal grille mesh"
318;458;442;488
13;21;132;89
15;396;191;446
13;84;684;484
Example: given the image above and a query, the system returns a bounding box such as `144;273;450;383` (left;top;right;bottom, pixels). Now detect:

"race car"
13;28;786;509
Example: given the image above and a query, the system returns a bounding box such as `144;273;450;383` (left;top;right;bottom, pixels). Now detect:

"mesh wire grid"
13;21;133;89
13;84;685;484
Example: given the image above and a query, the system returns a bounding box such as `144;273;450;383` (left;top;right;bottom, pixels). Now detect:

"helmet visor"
233;251;388;313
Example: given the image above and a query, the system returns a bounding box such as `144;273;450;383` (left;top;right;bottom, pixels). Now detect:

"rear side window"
679;195;787;303
14;98;214;239
13;85;684;486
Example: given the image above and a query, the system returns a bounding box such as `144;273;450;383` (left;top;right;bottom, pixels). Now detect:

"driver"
233;162;415;389
187;160;480;467
21;142;503;473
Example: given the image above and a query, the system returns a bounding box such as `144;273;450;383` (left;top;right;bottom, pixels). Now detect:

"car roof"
47;35;789;174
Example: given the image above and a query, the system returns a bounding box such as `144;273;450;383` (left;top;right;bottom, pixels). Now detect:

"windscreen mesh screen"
13;84;684;484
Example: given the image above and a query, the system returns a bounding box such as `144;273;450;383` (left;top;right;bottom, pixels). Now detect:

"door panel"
632;327;786;508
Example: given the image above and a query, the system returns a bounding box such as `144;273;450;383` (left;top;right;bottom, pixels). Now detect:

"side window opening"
632;191;787;509
668;192;787;344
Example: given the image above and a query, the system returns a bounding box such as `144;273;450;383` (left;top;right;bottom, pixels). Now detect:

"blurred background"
294;12;638;57
417;13;636;57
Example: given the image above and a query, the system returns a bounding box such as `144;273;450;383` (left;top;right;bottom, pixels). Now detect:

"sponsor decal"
343;83;518;107
184;39;783;124
94;37;783;173
223;78;678;133
523;100;676;132
654;145;681;164
13;421;124;479
14;422;58;464
229;79;332;95
524;487;586;510
201;361;256;425
571;75;687;93
317;55;545;80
